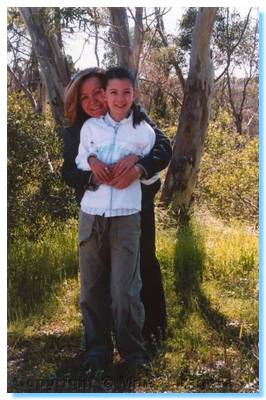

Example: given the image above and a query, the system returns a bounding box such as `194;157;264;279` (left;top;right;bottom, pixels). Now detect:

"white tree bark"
109;8;133;69
108;7;144;76
161;8;217;222
132;8;144;74
19;7;70;126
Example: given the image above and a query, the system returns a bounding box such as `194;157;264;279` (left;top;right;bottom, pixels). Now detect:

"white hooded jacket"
75;112;156;216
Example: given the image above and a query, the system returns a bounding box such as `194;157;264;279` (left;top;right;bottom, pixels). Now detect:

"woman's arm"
110;112;172;184
137;112;172;179
62;125;112;190
109;111;172;190
61;126;95;191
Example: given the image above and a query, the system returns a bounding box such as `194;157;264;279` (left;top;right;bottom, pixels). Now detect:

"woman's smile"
80;77;107;118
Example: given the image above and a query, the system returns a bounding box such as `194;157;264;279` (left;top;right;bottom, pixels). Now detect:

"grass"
8;219;78;322
152;211;258;393
7;211;259;393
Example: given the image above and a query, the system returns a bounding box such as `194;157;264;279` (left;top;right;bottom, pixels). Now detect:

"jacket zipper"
109;123;119;211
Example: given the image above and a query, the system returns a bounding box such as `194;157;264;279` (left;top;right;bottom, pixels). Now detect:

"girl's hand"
111;154;139;178
109;165;143;189
88;156;112;184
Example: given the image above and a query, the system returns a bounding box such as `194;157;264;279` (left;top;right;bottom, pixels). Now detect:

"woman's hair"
64;67;106;126
105;66;145;128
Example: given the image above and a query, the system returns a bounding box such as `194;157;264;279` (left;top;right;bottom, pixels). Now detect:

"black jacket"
62;116;172;208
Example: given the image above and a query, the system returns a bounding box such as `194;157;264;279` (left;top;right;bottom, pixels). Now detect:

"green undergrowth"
7;212;258;393
8;219;79;322
152;212;258;392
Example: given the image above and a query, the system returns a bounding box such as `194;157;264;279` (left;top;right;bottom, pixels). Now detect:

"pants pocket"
78;210;95;246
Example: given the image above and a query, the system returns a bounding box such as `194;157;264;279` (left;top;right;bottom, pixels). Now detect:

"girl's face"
105;78;137;122
80;77;107;118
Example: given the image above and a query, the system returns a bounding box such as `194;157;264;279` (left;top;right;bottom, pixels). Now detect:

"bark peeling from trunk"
19;7;70;127
161;8;217;222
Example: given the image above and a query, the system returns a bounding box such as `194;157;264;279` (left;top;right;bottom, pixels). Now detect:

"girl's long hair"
105;67;145;128
64;67;106;126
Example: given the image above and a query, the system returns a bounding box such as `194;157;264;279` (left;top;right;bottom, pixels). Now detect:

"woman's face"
79;77;107;118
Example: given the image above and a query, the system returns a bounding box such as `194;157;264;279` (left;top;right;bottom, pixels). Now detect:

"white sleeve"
75;122;95;171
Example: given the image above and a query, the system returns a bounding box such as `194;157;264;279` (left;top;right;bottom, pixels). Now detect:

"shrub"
195;112;258;225
7;92;77;240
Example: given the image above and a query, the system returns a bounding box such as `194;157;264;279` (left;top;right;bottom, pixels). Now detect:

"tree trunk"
161;8;217;223
109;8;133;70
19;7;70;127
132;8;144;74
108;7;144;77
37;79;47;114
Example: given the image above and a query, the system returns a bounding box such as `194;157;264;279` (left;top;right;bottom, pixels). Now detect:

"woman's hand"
111;154;139;179
88;156;112;184
109;165;143;189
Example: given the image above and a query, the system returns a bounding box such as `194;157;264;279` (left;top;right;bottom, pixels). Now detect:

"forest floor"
7;212;259;394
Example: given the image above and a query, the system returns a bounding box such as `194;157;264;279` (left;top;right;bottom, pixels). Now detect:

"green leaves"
196;112;258;225
7;92;77;241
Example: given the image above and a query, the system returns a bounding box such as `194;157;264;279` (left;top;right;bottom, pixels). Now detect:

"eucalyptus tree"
177;7;259;134
161;8;217;222
19;7;70;125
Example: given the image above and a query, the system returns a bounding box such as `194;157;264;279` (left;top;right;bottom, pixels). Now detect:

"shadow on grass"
7;330;144;393
173;222;258;355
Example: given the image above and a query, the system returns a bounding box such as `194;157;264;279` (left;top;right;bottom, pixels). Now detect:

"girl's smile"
105;78;137;122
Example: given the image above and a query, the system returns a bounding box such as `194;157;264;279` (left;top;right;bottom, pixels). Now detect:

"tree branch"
140;77;182;105
93;9;100;67
215;8;252;83
73;38;88;65
8;65;38;111
154;7;185;92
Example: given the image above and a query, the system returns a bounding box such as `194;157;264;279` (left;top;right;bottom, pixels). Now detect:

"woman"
62;67;172;349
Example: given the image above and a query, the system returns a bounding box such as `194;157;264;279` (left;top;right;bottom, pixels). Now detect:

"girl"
75;67;156;368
